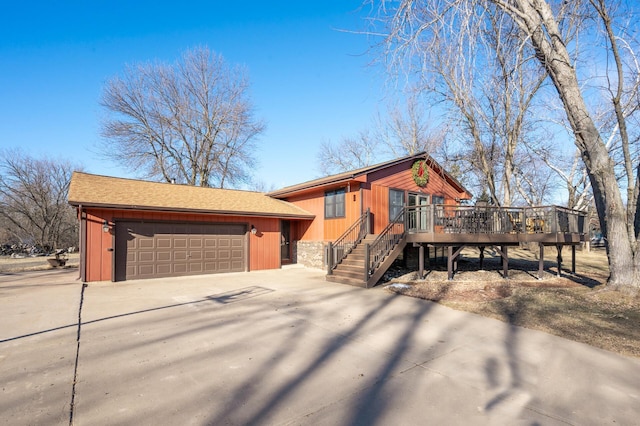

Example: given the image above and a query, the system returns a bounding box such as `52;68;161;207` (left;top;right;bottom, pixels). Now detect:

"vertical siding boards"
83;208;286;282
287;183;361;241
248;217;280;272
370;161;464;202
286;193;324;241
282;159;468;240
367;161;468;234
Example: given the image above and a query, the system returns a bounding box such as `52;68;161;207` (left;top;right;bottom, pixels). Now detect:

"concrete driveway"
1;267;639;425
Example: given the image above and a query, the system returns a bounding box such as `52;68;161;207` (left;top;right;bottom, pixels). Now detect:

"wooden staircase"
326;208;407;288
326;233;406;288
326;234;377;287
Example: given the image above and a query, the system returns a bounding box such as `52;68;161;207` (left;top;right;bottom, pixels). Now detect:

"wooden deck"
404;204;586;243
401;204;586;281
327;205;588;287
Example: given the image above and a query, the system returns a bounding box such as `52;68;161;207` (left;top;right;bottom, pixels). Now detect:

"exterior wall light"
251;225;257;235
102;220;110;233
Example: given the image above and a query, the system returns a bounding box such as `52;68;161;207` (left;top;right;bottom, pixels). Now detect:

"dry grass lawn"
0;253;80;272
383;247;640;359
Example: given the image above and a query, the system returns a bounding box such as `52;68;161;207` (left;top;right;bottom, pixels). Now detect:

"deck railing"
404;204;587;235
366;208;406;278
328;204;587;283
327;208;371;274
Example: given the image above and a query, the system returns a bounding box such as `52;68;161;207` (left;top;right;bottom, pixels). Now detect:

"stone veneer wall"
293;241;325;270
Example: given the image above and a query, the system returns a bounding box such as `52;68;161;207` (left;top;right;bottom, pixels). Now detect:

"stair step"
326;274;366;287
343;253;364;260
340;258;365;267
327;232;403;289
332;269;366;280
334;262;364;272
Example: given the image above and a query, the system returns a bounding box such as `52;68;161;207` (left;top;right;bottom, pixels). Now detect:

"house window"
389;189;405;221
432;195;445;204
325;188;346;218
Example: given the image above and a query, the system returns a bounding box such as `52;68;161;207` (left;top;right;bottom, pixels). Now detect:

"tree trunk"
510;0;639;294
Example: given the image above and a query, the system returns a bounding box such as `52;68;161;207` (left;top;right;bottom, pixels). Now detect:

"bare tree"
371;0;640;294
317;130;380;175
100;46;265;188
378;92;446;156
317;94;445;175
373;2;547;206
0;150;78;250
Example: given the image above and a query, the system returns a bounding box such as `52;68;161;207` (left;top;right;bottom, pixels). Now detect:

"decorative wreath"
411;160;429;187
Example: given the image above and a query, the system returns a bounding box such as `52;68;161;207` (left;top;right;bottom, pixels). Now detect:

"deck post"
502;245;509;279
571;245;576;273
418;243;424;279
327;242;333;275
479;246;485;270
538;243;544;279
447;246;453;280
453;246;459;272
556;244;563;277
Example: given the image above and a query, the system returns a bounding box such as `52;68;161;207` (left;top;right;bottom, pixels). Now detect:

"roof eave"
68;201;315;220
267;177;356;198
269;153;429;198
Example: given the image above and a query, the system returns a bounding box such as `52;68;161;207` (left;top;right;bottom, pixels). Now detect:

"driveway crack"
69;282;87;426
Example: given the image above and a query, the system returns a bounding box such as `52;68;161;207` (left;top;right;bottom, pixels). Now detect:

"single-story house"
68;153;471;283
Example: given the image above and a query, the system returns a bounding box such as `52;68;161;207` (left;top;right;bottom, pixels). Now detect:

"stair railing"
327;208;371;274
365;207;406;280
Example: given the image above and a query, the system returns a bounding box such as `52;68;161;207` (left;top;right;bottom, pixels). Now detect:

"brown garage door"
115;222;246;281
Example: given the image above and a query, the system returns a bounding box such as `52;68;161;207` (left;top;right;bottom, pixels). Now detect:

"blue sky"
0;1;389;189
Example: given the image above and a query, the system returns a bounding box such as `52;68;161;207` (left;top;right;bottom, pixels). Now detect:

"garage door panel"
174;238;188;249
157;251;172;262
174;251;188;261
138;264;156;276
157;238;171;248
204;251;217;260
138;251;155;262
116;222;247;281
173;263;187;274
138;238;154;249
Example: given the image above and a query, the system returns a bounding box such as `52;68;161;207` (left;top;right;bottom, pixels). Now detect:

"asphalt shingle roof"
68;172;314;219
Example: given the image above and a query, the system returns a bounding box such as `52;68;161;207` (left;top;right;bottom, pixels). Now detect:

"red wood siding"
287;184;361;241
286;193;324;241
82;208;283;282
370;184;390;234
370;162;465;201
283;159;468;239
